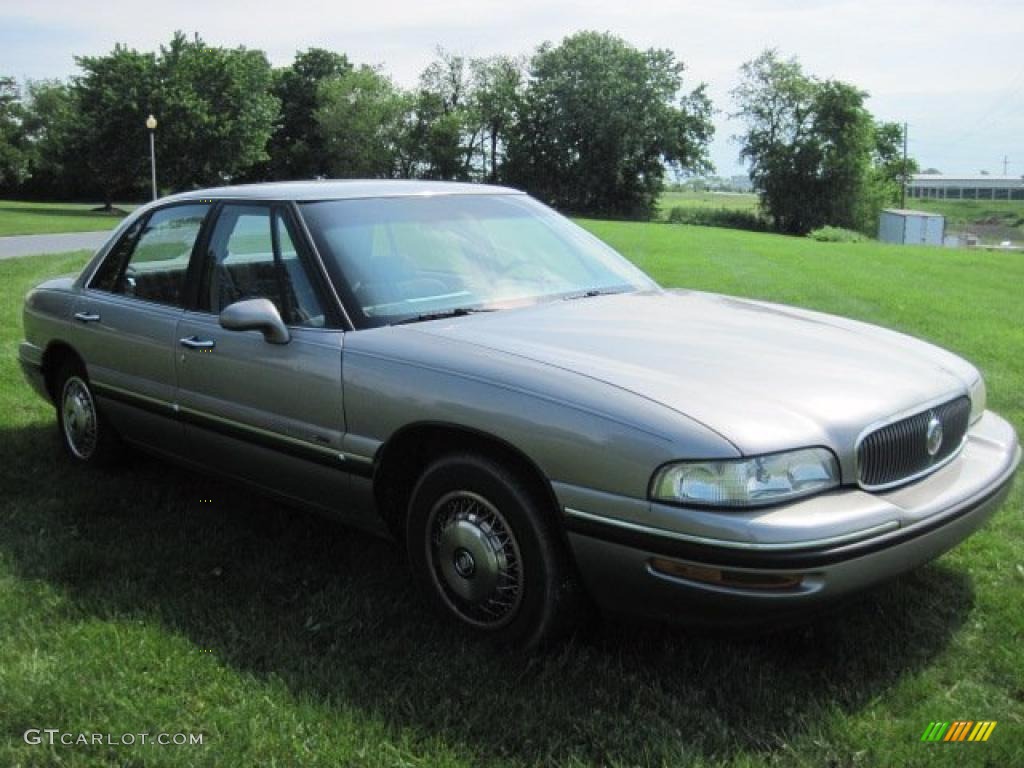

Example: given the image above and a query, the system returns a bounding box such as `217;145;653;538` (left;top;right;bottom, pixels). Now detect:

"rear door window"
90;203;211;307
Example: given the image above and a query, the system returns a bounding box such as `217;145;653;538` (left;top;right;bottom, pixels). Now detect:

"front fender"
342;327;738;500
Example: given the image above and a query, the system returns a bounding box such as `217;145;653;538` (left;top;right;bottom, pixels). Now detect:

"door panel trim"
93;380;178;418
91;381;373;477
178;405;372;476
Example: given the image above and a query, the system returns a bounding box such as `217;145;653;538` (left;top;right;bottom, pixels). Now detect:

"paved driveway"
0;231;109;260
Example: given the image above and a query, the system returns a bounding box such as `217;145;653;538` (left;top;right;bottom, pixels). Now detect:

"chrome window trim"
79;287;188;315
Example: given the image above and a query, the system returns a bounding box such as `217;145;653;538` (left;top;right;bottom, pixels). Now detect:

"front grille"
857;396;971;489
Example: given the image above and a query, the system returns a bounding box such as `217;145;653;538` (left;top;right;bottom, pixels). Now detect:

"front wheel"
406;453;585;649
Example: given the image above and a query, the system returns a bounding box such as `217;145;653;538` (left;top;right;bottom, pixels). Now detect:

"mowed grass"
0;200;132;237
1;225;1022;767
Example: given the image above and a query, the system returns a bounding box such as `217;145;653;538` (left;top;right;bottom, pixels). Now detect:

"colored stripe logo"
920;721;997;742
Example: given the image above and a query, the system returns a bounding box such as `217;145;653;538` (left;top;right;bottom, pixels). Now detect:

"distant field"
906;199;1024;243
657;190;759;219
658;190;1024;244
2;222;1021;767
0;200;133;237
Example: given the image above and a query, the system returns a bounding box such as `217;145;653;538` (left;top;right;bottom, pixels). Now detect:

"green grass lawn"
1;226;1022;767
0;200;133;237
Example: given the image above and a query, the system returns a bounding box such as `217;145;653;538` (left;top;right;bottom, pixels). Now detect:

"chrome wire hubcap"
427;491;523;628
61;376;97;460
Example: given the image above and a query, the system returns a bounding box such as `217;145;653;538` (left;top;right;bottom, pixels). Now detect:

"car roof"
163;179;526;203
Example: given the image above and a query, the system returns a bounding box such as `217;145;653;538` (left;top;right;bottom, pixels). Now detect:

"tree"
733;49;917;235
811;79;876;230
19;79;77;198
264;48;351;180
0;77;28;192
68;46;160;206
154;33;279;190
65;33;279;205
407;49;480;180
470;55;524;182
316;65;410;178
731;50;819;233
395;50;525;182
504;31;713;217
870;121;918;210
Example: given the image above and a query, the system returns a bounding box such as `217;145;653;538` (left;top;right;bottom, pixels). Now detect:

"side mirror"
219;298;290;344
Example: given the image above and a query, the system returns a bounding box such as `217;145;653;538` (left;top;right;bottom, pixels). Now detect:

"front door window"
202;204;326;328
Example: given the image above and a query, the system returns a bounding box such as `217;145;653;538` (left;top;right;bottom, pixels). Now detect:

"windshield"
298;194;657;327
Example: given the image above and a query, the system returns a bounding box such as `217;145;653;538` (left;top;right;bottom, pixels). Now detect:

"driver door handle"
74;311;101;323
179;336;216;350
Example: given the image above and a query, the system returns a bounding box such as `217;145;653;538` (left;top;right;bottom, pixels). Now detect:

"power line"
929;64;1024;151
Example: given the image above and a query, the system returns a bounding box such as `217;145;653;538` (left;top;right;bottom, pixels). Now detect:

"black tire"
406;452;585;649
54;359;121;466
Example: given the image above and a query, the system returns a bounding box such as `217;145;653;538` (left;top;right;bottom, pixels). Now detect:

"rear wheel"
54;360;121;466
406;452;584;649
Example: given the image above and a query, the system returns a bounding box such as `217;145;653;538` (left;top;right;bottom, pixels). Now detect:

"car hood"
407;290;977;456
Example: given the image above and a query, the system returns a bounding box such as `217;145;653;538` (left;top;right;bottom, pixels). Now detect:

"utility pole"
901;122;908;209
1003;155;1009;175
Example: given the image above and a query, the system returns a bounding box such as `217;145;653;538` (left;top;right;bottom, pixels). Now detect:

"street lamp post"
146;114;158;200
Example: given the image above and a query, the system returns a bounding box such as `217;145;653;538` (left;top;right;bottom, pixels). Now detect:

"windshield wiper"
391;307;496;325
562;288;627;301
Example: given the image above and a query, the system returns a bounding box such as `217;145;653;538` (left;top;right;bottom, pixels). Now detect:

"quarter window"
91;204;210;306
203;204;326;328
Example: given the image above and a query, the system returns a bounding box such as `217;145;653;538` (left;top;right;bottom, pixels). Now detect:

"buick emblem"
926;414;943;457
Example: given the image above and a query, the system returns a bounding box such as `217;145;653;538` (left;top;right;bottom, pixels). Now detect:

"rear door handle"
74;312;101;323
179;336;216;350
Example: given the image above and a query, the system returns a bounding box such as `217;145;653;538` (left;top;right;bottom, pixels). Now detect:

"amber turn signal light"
650;557;803;591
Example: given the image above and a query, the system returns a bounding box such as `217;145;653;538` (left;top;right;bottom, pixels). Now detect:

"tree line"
732;50;916;235
0;32;914;232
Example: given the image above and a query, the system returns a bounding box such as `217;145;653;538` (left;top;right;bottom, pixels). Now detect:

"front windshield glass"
299;194;657;326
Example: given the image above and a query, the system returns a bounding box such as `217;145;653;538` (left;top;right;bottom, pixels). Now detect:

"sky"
2;0;1022;177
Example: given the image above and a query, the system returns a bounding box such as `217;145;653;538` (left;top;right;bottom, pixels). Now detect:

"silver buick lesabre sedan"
19;181;1020;647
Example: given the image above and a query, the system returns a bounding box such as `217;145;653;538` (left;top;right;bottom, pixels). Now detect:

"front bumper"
560;411;1020;624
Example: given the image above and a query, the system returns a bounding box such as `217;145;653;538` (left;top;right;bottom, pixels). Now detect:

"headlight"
968;376;986;425
650;447;840;508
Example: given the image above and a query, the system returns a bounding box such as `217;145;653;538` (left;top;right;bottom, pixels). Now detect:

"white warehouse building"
907;173;1024;201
